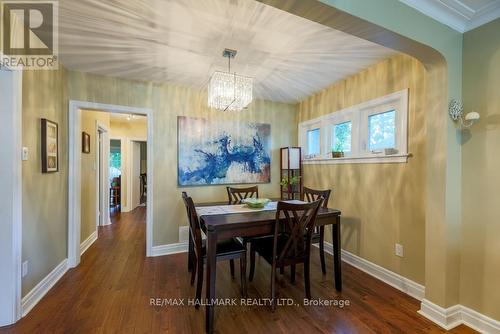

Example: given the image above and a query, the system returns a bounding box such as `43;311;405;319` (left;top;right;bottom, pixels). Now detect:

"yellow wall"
297;54;427;284
67;71;297;245
461;18;500;320
109;119;147;209
22;68;68;296
80;110;110;243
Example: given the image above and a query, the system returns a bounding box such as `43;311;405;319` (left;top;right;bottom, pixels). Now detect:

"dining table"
194;200;342;334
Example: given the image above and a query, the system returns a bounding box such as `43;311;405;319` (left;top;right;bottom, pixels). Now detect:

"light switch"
22;147;29;161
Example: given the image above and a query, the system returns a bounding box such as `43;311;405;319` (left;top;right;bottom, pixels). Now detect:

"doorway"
0;68;22;325
109;139;122;214
130;140;147;210
68;101;154;267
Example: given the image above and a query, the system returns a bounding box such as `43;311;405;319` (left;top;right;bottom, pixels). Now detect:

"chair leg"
291;264;296;284
249;243;256;282
304;258;311;300
230;259;235;279
271;264;277;312
240;255;247;297
190;256;197;286
195;260;203;309
319;226;326;274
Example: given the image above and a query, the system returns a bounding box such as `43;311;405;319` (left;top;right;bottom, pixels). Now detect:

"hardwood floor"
1;207;475;334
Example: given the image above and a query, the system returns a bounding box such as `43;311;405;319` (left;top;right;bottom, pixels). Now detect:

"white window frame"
299;89;409;164
298;120;322;158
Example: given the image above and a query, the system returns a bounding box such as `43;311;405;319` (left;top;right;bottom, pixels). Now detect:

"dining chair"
182;192;247;306
302;187;331;274
226;185;259;204
248;199;322;311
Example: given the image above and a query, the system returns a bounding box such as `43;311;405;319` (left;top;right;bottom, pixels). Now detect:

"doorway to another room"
109;139;122;214
74;106;151;267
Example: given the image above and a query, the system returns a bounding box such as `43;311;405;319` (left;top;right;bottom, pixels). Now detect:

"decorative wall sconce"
449;99;480;128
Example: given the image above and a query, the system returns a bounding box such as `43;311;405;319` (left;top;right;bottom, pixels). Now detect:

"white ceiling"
400;0;500;32
109;113;147;124
58;0;397;103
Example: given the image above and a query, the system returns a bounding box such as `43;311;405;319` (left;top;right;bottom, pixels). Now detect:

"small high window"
368;110;395;151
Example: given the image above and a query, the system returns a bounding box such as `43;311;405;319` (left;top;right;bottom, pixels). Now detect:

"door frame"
96;121;110;227
0;67;23;326
68;101;154;268
127;137;147;212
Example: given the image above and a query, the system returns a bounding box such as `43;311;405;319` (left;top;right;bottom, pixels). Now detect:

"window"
332;121;352;153
299;89;408;164
306;128;320;156
368;110;395;151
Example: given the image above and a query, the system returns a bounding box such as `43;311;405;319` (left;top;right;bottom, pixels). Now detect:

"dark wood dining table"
195;201;342;334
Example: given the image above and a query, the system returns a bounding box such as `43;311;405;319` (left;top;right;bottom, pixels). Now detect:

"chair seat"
202;238;246;259
251;234;307;266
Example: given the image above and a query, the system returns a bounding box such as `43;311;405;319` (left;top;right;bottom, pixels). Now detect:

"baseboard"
317;241;425;301
418;299;462;330
151;242;188;257
21;259;68;317
80;230;98;255
419;299;500;333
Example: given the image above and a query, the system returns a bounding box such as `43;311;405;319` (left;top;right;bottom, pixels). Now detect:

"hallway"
1;207;475;333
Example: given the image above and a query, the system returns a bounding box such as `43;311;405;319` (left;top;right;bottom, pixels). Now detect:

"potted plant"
280;175;301;187
331;143;345;158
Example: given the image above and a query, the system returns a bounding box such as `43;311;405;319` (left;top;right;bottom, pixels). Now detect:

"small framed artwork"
41;118;58;173
82;132;91;154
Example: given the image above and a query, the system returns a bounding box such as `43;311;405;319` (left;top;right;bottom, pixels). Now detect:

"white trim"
399;0;500;33
21;259;69;317
151;242;188;257
419;299;500;333
68;100;154;268
461;305;500;334
318;242;425;301
418;299;463;330
80;231;98;256
303;154;409;165
0;68;23;326
96;121;111;226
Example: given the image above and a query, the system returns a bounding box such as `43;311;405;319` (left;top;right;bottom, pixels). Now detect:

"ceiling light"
208;48;253;111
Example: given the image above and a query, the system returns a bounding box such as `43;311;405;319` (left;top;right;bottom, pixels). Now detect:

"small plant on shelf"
331;141;345;158
280;175;301;187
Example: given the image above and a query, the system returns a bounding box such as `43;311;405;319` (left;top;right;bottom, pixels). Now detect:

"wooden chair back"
181;192;203;257
302;187;331;208
273;200;322;264
226;186;259;204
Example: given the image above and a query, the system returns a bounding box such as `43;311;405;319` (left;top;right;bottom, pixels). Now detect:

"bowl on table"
241;198;271;209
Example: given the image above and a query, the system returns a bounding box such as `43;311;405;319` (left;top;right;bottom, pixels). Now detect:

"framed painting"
82;132;91;153
41;118;58;173
177;116;271;186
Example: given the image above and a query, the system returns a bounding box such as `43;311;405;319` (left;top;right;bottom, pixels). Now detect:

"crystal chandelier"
208;49;253;111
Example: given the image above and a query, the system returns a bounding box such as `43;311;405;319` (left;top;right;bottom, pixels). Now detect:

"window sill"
302;154;410;165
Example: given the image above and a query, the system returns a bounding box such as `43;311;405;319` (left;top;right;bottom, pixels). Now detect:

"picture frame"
41;118;59;173
82;131;91;154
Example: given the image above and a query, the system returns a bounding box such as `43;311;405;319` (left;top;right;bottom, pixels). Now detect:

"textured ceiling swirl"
58;0;397;103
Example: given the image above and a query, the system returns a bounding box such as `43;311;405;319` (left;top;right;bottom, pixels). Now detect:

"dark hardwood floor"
1;207;475;333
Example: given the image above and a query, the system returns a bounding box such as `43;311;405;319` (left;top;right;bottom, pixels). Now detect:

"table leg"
332;216;342;291
188;233;193;272
205;230;217;334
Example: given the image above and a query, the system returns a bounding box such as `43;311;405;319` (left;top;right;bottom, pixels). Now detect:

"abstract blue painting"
177;116;271;186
